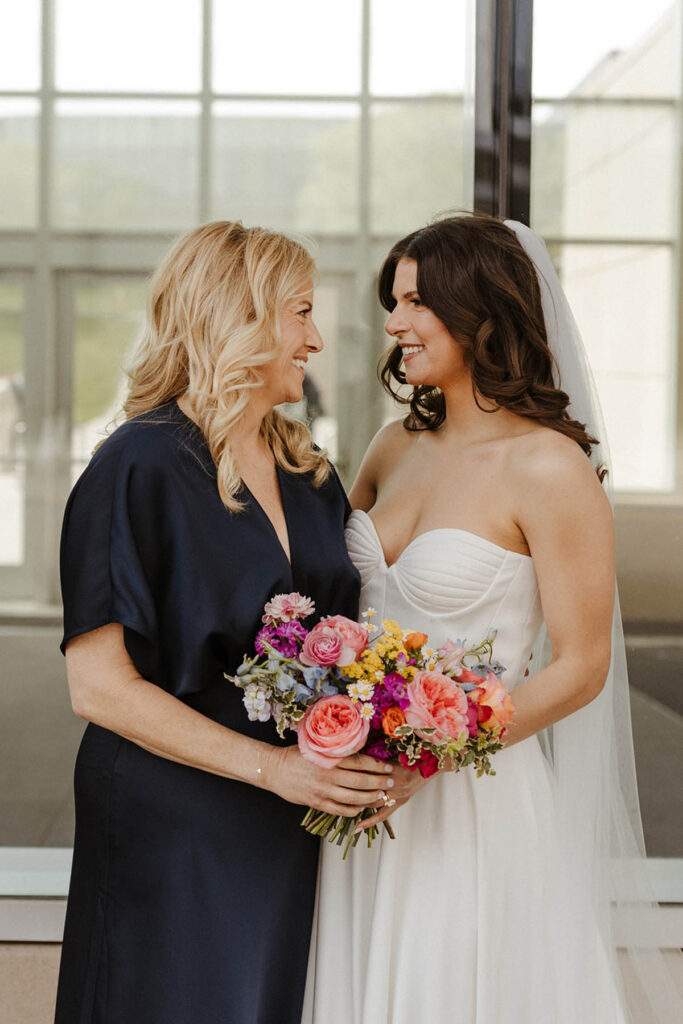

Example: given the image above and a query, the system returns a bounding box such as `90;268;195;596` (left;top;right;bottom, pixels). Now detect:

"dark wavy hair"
378;213;605;479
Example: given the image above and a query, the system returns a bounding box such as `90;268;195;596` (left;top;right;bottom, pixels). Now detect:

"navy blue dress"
55;403;360;1024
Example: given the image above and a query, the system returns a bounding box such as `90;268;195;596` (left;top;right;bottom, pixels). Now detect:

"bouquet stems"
301;807;396;859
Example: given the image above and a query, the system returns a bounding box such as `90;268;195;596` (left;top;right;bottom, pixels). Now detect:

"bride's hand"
355;762;434;832
263;745;395;818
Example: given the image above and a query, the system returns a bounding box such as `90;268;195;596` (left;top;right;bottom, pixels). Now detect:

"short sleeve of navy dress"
55;402;360;1024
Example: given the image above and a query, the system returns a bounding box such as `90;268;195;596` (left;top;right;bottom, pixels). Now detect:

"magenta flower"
364;737;392;761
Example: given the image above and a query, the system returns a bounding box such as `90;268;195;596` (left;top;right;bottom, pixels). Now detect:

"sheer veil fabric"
504;221;681;1021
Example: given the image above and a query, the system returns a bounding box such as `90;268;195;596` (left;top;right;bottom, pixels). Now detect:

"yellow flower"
375;639;401;660
381;619;403;640
343;662;364;680
361;651;383;673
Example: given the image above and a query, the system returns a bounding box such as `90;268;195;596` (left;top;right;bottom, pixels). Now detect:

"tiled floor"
0;944;59;1024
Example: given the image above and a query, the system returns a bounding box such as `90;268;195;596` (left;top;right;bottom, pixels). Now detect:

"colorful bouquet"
226;592;514;856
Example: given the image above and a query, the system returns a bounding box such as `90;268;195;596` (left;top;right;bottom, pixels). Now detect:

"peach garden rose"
297;694;370;768
405;669;469;744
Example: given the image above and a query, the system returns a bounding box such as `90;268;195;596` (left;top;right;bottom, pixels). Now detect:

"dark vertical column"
474;0;533;222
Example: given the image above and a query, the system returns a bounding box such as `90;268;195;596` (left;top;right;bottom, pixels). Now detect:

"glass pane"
213;1;361;95
531;3;679;491
532;101;676;241
0;99;39;229
55;0;202;92
71;277;146;466
371;99;465;236
533;0;676;98
370;0;468;96
557;243;674;491
212;101;359;234
54;100;200;231
0;0;40;90
0;276;25;566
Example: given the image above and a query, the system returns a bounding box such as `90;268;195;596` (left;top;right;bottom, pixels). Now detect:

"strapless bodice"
345;509;544;690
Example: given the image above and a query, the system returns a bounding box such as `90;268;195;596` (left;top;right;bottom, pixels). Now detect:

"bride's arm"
502;434;615;748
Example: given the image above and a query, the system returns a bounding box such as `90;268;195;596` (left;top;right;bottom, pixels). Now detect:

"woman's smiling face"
260;279;323;406
384;257;468;390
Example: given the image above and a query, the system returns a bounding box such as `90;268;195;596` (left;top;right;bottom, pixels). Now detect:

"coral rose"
323;615;369;659
300;623;356;668
382;705;407;738
404;631;428;650
454;667;484;685
297;695;370;768
471;672;515;732
405;670;469;744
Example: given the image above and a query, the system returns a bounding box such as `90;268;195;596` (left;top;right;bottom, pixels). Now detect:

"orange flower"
382;705;407;738
471;673;515;732
404;631;428;650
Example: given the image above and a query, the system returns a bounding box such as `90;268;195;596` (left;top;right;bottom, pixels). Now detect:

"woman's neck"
176;391;272;465
437;374;529;445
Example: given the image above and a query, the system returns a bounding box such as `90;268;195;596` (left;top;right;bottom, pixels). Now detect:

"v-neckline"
242;464;293;568
170;400;293;568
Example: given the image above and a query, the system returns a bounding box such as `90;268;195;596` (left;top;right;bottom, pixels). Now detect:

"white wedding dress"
303;508;628;1024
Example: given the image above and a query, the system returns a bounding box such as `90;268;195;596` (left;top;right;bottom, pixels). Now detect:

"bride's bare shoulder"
510;426;601;488
348;419;414;510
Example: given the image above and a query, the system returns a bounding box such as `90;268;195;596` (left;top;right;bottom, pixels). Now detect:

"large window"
531;0;680;492
0;0;471;607
0;0;681;922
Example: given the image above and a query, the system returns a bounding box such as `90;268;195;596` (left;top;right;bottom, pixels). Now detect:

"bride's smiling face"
385;258;468;389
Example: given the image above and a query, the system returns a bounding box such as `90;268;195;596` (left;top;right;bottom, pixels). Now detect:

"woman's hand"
353;762;434;831
263;745;395;817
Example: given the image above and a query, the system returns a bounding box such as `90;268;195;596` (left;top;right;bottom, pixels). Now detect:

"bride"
303;214;681;1023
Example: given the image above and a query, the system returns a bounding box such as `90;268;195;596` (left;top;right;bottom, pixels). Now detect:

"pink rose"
322;615;369;659
405;669;468;744
262;592;315;624
434;639;467;675
470;672;515;732
300;623;356;668
297;695;370;768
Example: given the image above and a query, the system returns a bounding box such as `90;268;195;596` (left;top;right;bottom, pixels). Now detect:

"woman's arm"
503;434;615;747
66;623;393;816
359;435;616;831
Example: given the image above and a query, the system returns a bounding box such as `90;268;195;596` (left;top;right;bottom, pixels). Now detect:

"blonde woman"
55;222;396;1024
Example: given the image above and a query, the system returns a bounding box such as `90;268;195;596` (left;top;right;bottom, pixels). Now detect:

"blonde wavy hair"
124;221;330;511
